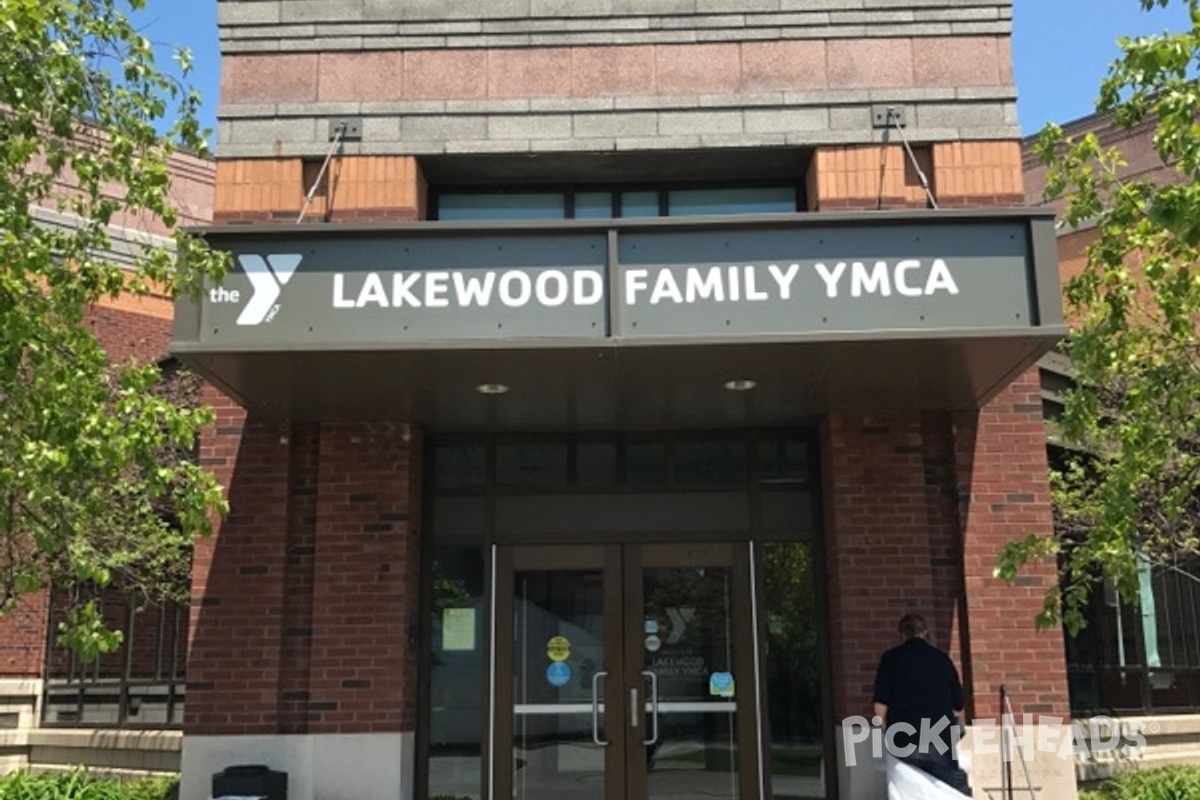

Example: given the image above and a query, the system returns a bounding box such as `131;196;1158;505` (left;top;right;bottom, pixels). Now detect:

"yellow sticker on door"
709;672;735;698
546;635;571;662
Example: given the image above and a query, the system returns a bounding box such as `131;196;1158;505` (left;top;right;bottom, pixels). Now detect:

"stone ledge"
0;679;43;697
27;728;182;752
1076;714;1200;785
218;87;1017;122
221;22;1012;53
213;122;1023;159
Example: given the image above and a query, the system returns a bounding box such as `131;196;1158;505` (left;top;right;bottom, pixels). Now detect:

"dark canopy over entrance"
172;209;1064;429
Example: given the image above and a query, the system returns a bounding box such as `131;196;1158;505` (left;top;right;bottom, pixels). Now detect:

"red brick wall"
83;305;172;363
186;399;423;736
0;595;48;677
954;369;1068;720
821;411;964;721
279;422;319;734
821;382;1067;725
922;412;967;687
187;392;285;734
308;424;422;733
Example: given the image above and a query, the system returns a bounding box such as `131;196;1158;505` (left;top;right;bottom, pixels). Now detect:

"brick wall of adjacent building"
0;147;213;684
0;297;196;684
0;597;49;678
0;299;201;683
1022;110;1178;314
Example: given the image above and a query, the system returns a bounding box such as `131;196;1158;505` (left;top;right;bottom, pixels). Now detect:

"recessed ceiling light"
476;383;510;395
723;379;757;392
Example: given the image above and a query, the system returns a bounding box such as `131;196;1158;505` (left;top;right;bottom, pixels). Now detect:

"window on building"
437;192;567;221
1067;556;1200;715
43;584;188;728
431;184;802;221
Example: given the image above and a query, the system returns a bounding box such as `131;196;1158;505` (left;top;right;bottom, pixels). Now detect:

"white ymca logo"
236;254;302;326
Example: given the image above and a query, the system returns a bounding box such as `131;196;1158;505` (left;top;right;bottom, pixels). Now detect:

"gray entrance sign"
192;232;609;345
175;211;1061;351
617;222;1035;337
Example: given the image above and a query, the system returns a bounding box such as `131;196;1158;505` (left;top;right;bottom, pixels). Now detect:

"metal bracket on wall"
328;117;363;141
871;105;906;128
871;104;938;209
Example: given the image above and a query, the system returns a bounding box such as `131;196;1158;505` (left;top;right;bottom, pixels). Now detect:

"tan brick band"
808;141;1024;211
214;155;426;221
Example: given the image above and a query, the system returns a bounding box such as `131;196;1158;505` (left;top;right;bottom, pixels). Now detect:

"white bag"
885;754;970;800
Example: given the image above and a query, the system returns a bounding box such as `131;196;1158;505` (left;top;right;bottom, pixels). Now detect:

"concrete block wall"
216;0;1019;159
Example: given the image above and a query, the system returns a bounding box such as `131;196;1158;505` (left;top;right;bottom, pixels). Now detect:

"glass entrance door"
495;544;760;800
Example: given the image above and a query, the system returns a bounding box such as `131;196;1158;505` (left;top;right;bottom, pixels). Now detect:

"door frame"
493;542;762;800
415;430;834;800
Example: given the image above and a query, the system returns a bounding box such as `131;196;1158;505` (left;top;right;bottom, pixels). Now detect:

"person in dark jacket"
872;613;969;793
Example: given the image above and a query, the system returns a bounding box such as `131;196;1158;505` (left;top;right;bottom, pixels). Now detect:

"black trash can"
211;764;288;800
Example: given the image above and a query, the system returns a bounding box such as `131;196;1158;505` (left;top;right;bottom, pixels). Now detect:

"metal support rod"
487;544;497;800
297;122;346;224
887;106;938;209
1002;685;1038;798
749;541;767;800
1000;686;1013;800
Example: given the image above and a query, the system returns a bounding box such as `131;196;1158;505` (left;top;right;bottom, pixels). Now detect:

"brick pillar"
954;369;1067;720
279;422;320;734
821;412;942;722
824;411;970;799
309;423;422;734
182;409;425;800
952;369;1075;798
213;155;426;224
922;411;967;677
187;388;288;735
187;412;424;735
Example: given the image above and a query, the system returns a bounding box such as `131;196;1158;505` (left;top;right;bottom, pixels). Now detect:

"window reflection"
438;193;566;221
762;542;824;799
668;187;795;216
428;546;486;800
433;186;799;221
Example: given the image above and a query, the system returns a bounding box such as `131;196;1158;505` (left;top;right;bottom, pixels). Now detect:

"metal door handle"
641;670;659;746
591;671;608;746
630;688;638;729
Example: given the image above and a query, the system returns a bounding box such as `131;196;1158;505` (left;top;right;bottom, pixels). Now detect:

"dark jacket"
872;637;964;752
